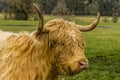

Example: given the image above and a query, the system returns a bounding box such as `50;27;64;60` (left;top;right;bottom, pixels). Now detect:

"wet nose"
79;61;88;69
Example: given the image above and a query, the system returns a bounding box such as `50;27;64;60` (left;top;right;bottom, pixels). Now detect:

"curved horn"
76;13;100;32
33;3;43;34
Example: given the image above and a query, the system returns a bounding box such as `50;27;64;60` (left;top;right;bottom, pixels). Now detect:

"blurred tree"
113;1;120;16
112;13;119;23
0;3;2;12
84;3;99;15
1;0;120;17
0;0;12;19
6;0;38;20
39;0;58;14
112;1;120;22
0;0;6;12
97;0;115;16
51;0;68;15
66;0;85;15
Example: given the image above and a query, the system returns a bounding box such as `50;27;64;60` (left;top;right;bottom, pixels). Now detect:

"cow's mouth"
67;61;88;76
67;67;84;76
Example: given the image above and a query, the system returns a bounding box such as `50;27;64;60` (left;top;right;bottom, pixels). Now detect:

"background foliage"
0;0;120;20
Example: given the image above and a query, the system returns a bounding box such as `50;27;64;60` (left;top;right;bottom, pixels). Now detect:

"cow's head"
33;4;100;76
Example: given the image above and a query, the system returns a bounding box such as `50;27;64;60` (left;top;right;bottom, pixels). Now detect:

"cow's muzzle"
78;61;88;70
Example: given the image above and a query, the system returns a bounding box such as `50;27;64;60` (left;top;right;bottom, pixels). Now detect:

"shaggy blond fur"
0;19;88;80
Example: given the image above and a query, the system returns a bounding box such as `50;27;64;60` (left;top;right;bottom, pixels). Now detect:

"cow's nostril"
79;61;88;69
79;62;84;66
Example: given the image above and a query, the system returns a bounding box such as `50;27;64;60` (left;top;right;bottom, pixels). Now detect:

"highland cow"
0;4;100;80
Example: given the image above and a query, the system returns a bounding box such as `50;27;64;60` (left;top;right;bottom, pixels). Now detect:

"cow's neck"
32;33;58;80
34;35;59;80
35;53;58;80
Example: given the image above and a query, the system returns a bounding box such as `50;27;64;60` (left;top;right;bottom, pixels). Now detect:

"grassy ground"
0;13;120;80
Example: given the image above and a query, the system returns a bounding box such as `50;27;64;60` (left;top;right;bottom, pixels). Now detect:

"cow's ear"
76;13;100;32
33;3;44;36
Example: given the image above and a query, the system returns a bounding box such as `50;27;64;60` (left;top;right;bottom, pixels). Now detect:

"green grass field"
0;14;120;80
